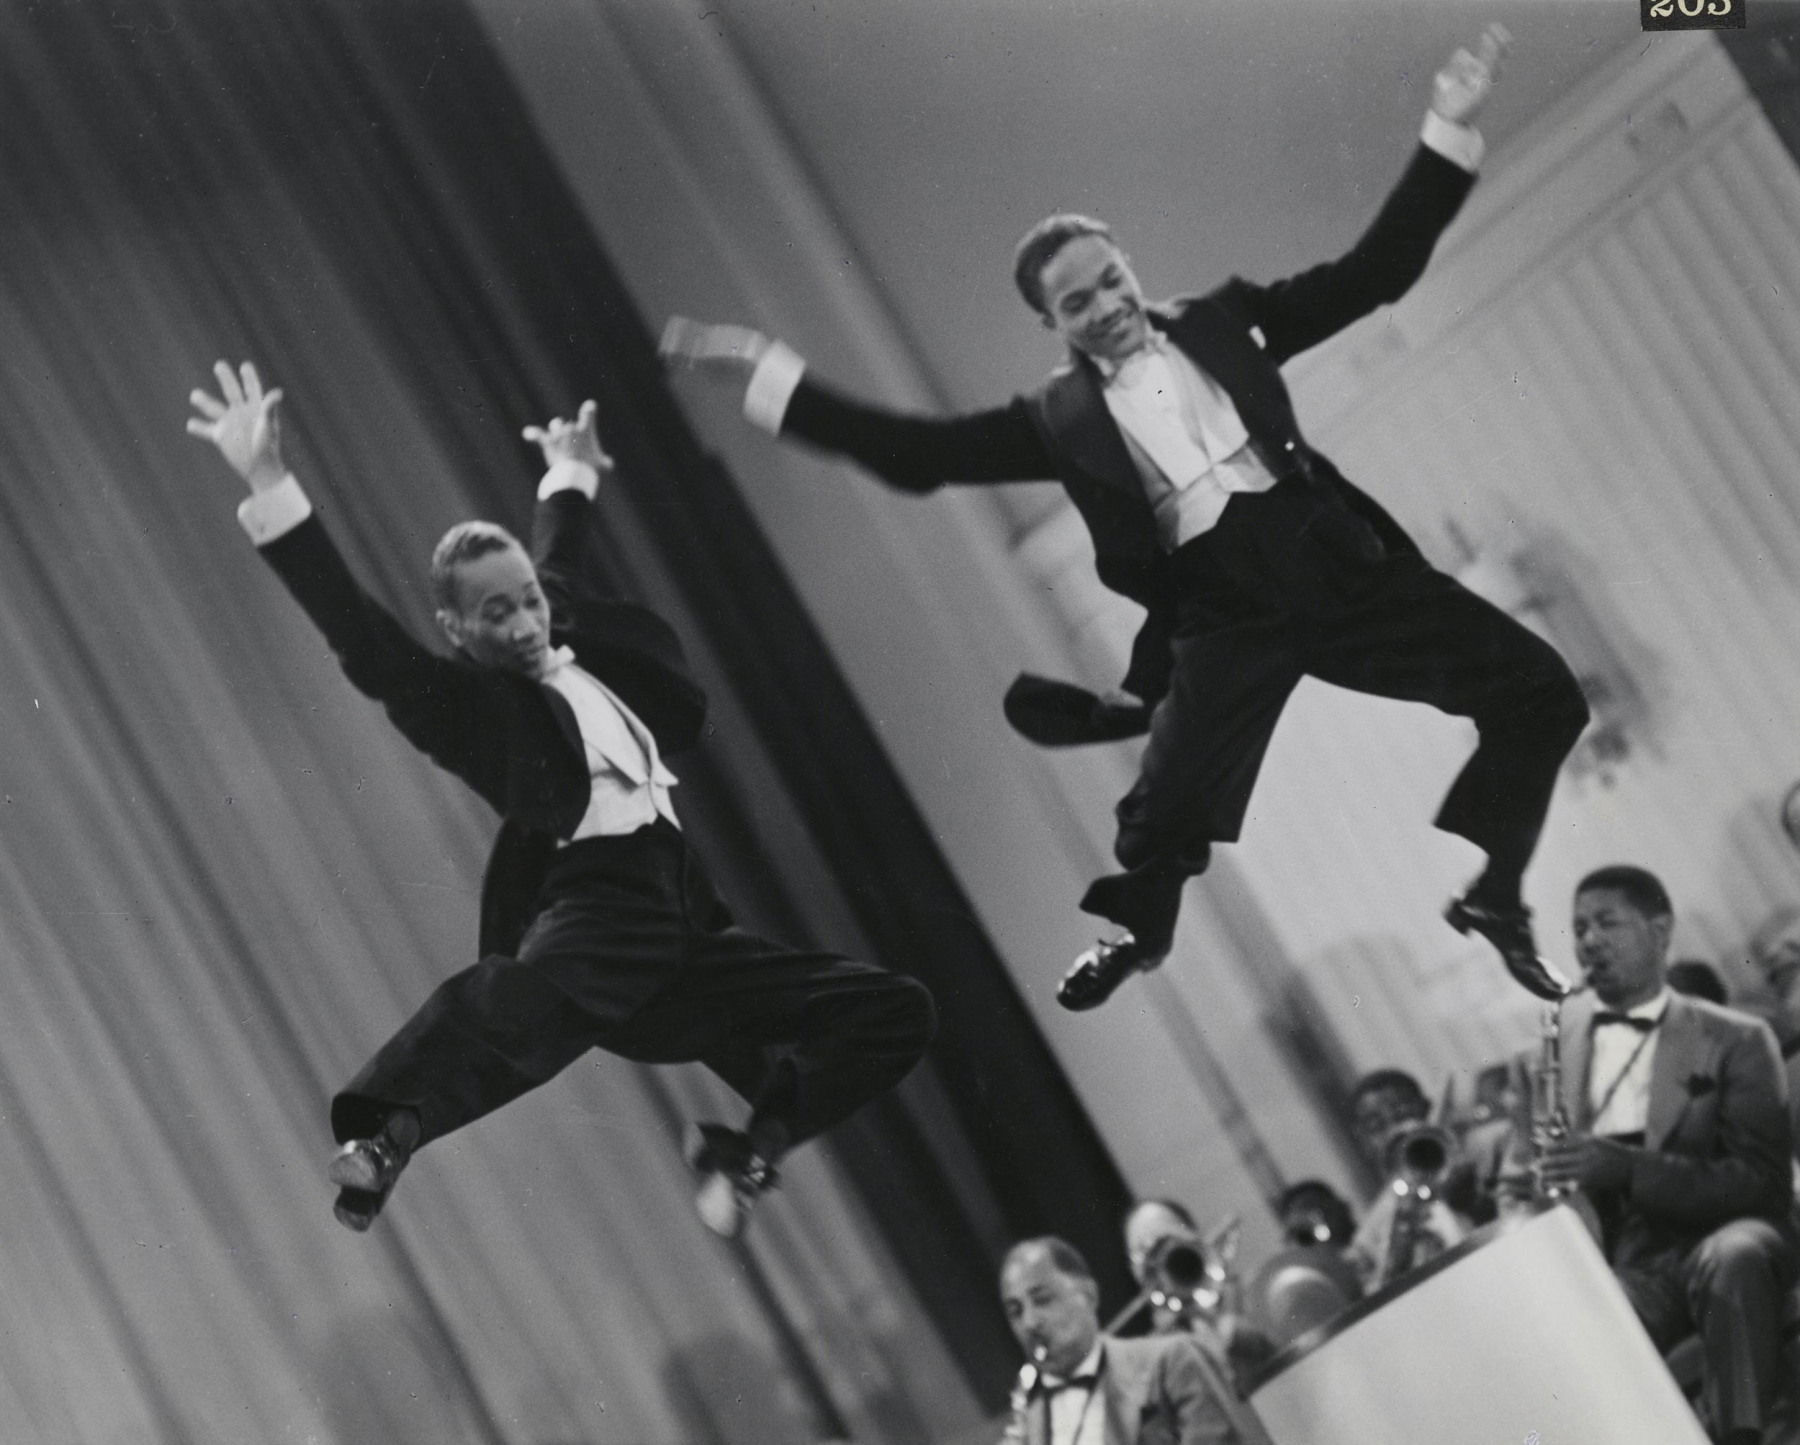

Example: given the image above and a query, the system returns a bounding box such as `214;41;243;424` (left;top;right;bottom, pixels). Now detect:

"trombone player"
1118;1200;1275;1392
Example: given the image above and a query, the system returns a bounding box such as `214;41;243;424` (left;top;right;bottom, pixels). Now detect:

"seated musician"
1343;1069;1493;1288
1521;866;1795;1445
1120;1199;1274;1390
999;1236;1256;1445
1275;1180;1357;1252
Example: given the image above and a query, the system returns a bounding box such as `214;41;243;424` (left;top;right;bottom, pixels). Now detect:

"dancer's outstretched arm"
1226;25;1507;365
660;319;1054;491
521;398;619;611
187;360;484;767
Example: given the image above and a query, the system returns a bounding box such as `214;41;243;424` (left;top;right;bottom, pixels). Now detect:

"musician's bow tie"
1036;1372;1100;1396
1591;1011;1656;1032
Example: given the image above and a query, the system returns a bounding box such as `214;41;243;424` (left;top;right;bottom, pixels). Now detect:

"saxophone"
1529;998;1605;1240
1531;1002;1573;1199
999;1347;1046;1445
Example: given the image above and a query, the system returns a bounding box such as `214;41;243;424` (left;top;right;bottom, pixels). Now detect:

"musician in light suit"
1532;866;1795;1445
999;1237;1263;1445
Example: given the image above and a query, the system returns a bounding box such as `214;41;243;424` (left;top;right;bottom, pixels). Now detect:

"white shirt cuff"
537;458;601;501
1421;110;1484;173
236;474;313;545
744;341;806;435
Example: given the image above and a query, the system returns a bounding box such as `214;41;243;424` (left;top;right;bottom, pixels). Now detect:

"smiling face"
436;543;552;678
999;1244;1099;1377
1573;886;1671;1010
1035;234;1153;365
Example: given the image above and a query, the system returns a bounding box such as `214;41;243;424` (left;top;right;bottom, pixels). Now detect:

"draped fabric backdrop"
0;3;1132;1440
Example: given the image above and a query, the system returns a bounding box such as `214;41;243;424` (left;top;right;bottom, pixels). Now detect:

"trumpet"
1374;1123;1457;1289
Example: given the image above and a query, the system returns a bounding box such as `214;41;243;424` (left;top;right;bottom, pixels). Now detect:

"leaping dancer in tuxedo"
665;26;1586;1011
187;362;935;1235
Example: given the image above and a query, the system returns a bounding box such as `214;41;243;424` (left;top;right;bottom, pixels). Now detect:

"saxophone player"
998;1237;1249;1445
1516;866;1794;1445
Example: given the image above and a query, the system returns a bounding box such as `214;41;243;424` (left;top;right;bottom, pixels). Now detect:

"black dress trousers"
331;819;937;1160
1082;477;1590;949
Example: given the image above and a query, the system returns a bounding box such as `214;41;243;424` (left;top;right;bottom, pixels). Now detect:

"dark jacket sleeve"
780;376;1056;492
1122;593;1179;706
531;486;617;617
255;514;485;776
1222;144;1477;367
1628;1018;1794;1233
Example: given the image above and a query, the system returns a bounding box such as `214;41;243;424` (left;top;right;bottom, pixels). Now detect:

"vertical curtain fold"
0;1;1131;1438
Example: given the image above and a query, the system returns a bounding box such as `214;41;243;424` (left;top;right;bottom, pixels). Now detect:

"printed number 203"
1648;0;1734;14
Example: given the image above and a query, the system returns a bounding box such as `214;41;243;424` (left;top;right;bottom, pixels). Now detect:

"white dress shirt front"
541;648;680;838
1097;333;1269;550
1588;989;1672;1137
1041;1340;1107;1445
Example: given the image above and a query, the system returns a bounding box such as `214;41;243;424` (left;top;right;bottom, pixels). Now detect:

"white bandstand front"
1248;1205;1709;1445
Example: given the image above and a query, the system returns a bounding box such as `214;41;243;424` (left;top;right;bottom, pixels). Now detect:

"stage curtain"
0;2;1129;1440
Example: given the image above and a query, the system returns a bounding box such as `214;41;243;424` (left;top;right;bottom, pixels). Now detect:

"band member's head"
431;521;552;678
1276;1180;1357;1249
1122;1198;1199;1286
1348;1069;1429;1170
999;1237;1101;1376
1665;958;1728;1007
1573;865;1673;1010
1750;905;1800;1008
1013;214;1152;366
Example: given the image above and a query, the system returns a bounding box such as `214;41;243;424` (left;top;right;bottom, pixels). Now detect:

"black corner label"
1642;0;1745;28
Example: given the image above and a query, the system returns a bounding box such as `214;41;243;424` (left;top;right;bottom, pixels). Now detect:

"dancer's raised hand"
522;399;614;474
658;317;771;381
186;359;287;493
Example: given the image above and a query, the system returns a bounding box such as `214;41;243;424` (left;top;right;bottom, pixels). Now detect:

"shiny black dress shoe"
332;1186;389;1234
1057;932;1168;1012
689;1123;779;1239
1445;895;1574;1001
327;1117;416;1233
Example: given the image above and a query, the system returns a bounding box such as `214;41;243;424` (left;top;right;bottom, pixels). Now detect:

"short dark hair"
1002;1235;1094;1286
1013;213;1114;315
430;520;523;611
1666;959;1727;1006
1125;1197;1196;1231
1349;1068;1426;1112
1576;864;1672;921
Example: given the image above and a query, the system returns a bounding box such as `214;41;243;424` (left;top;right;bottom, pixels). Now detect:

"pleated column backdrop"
0;3;1132;1440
